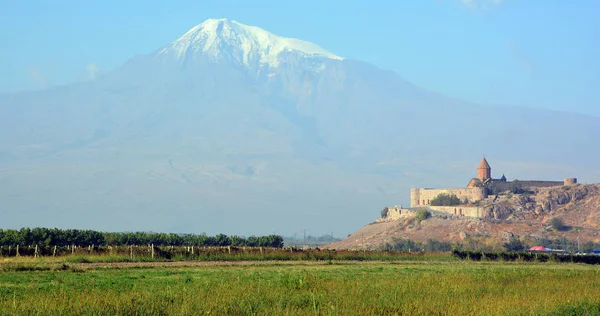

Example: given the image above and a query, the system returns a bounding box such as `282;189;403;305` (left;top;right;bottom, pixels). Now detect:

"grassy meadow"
1;257;600;315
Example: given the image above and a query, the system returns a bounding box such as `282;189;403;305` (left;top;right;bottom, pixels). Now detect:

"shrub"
452;250;600;265
381;208;389;218
415;209;431;221
550;217;567;231
510;180;526;194
485;184;501;195
430;194;461;206
503;237;525;252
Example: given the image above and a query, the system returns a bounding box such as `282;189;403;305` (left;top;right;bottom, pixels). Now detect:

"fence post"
151;244;154;259
53;245;57;257
191;246;194;255
34;245;38;258
16;245;20;257
228;246;231;254
130;245;133;260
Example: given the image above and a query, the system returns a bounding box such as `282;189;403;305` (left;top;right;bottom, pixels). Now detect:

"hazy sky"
1;0;598;116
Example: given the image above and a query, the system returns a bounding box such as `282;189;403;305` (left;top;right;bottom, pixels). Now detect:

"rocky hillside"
326;184;600;250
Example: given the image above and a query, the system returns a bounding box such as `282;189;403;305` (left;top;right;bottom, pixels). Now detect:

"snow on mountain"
155;18;343;68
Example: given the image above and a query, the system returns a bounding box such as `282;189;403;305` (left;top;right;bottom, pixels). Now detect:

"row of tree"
283;234;341;246
382;236;600;254
504;236;600;253
0;227;284;248
452;250;600;265
382;238;453;252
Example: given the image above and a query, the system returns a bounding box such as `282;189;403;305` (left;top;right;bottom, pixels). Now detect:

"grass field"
1;257;600;315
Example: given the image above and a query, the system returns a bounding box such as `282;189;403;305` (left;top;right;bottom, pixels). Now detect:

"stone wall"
564;178;578;185
429;206;482;218
377;206;412;222
379;205;483;220
490;180;566;192
410;188;486;207
519;180;565;188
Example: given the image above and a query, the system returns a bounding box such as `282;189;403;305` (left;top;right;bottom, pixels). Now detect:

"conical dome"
478;157;491;170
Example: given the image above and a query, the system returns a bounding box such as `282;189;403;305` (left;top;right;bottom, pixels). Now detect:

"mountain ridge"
0;18;599;236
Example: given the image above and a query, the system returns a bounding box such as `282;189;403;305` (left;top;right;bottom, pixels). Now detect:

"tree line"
0;227;284;248
452;250;600;265
383;236;600;254
504;236;600;253
382;238;453;252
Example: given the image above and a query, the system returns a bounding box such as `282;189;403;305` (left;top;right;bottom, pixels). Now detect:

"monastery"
411;157;576;209
382;157;577;219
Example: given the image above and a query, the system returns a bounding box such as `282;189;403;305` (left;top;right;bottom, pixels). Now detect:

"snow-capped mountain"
155;18;342;70
0;18;599;236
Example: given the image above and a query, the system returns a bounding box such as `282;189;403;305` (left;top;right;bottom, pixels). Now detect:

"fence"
0;244;431;261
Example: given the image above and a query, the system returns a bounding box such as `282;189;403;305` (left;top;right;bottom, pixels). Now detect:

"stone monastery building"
409;157;577;214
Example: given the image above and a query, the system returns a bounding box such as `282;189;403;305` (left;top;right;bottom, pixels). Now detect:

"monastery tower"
477;157;491;181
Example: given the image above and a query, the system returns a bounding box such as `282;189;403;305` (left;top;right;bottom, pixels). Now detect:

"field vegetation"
1;258;600;315
3;228;600;314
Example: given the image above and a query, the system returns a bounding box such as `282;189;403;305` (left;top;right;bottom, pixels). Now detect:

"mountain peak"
156;18;343;68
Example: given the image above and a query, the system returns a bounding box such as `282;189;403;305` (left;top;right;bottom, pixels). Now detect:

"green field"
1;257;600;315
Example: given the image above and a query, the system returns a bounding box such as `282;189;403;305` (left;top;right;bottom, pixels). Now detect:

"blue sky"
1;0;598;116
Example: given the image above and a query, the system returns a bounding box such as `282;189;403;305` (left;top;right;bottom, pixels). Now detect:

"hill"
325;184;600;250
0;18;599;236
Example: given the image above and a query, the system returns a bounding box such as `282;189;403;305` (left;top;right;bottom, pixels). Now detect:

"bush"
510;180;526;194
381;208;389;218
451;250;600;265
550;217;567;231
430;194;461;206
503;237;525;252
485;184;501;195
415;209;431;221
